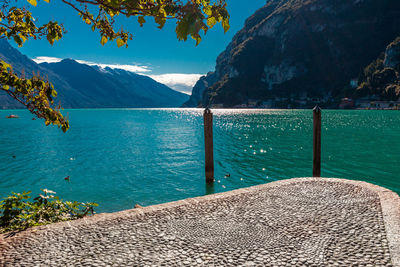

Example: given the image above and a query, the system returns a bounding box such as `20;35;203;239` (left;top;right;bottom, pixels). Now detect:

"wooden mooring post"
313;105;322;177
204;108;214;183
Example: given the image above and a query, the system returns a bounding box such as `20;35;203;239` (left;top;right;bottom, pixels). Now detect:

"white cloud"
32;56;151;73
148;73;203;94
75;60;151;73
32;56;63;64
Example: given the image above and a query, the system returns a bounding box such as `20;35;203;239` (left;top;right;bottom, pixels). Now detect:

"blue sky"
14;0;266;93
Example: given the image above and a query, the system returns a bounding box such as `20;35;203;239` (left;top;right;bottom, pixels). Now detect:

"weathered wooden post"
204;108;214;183
313;105;322;177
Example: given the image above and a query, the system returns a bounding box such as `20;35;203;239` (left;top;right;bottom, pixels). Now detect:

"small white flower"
42;189;56;194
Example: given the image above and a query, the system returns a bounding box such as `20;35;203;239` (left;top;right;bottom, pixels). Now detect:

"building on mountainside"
339;98;355;109
310;98;321;103
356;100;400;110
295;99;307;106
210;104;224;109
247;99;259;108
261;100;274;108
233;104;249;108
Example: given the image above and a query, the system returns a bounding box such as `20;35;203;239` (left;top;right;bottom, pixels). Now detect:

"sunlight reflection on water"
0;108;399;212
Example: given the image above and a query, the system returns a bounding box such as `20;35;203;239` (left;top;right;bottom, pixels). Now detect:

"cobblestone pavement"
0;178;399;266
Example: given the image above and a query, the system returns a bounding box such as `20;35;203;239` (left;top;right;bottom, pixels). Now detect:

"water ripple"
0;109;399;212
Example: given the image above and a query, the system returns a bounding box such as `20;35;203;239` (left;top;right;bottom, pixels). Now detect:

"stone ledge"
1;177;399;266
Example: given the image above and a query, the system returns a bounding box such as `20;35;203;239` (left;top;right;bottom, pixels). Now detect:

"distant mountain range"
0;39;188;109
184;0;400;108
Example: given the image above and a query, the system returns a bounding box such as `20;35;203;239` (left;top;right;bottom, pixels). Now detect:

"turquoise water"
0;109;399;213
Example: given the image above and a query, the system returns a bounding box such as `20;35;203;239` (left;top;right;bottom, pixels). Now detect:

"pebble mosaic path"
0;178;399;266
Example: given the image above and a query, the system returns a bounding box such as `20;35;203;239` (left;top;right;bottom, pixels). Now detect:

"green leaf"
191;34;202;46
155;16;166;29
116;38;125;48
84;18;91;25
0;189;98;233
27;0;37;6
138;16;146;27
100;36;108;46
204;6;212;16
207;17;217;28
19;34;27;43
222;18;230;33
13;35;23;47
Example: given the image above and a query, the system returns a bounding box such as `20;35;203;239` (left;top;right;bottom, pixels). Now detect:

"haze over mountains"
184;0;400;108
0;39;188;109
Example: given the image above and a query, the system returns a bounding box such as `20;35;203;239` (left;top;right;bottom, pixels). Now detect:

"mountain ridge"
185;0;400;108
0;39;188;109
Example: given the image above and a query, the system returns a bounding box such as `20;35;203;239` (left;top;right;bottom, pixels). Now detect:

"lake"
0;109;399;213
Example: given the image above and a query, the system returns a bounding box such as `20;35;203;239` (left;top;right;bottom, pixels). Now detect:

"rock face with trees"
185;0;400;108
182;72;217;107
357;37;400;100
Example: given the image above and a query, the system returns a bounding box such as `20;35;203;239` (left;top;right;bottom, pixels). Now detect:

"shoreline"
1;107;400;111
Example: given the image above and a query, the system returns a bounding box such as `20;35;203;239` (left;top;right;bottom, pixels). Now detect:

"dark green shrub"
0;189;98;233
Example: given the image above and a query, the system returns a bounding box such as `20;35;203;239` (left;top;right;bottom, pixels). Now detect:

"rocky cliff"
181;72;217;107
356;37;400;100
190;0;400;108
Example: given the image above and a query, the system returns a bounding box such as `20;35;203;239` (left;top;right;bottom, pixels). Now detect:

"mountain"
39;59;188;108
0;39;188;109
186;0;400;108
0;39;83;108
182;72;217;107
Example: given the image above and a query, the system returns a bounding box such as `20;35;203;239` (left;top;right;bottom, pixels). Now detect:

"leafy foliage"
0;0;229;131
0;189;98;233
0;60;69;132
0;1;65;46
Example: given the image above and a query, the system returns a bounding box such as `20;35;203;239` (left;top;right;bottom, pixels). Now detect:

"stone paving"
0;178;399;266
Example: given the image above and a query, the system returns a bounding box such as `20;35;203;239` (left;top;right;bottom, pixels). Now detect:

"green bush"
0;189;98;233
